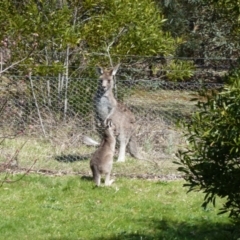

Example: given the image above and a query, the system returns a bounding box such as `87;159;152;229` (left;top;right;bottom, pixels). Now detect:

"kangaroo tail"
83;136;100;146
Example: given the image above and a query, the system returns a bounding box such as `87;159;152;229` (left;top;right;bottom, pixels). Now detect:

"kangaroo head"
96;64;120;92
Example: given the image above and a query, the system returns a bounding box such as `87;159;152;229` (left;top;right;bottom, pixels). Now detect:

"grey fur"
90;119;117;186
94;64;142;162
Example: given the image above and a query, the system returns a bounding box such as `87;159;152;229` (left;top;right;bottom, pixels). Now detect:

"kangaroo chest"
95;95;113;121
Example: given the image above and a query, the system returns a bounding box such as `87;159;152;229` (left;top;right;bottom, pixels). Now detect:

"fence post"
29;73;46;137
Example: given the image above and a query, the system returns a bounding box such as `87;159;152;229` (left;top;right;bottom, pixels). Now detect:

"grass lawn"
0;174;238;240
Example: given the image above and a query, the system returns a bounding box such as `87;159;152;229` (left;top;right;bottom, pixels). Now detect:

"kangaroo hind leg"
105;172;114;186
91;165;101;186
117;138;127;162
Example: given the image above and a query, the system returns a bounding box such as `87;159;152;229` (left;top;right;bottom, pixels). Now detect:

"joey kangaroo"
90;119;117;186
94;64;142;162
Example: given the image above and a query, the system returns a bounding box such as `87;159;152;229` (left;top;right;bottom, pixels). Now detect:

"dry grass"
123;89;194;162
0;89;195;178
128;89;196;120
0;134;180;179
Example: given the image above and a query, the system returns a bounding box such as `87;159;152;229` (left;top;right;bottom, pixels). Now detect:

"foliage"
0;0;79;76
177;73;240;219
164;59;195;81
226;59;240;85
159;0;240;60
0;0;181;73
79;0;181;65
204;0;240;33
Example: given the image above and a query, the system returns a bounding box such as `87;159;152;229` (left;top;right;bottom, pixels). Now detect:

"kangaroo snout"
102;85;108;91
101;80;110;92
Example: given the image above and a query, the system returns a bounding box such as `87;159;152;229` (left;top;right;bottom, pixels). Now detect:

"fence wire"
0;62;225;175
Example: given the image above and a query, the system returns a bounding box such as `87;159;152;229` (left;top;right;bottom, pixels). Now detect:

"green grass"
0;174;238;240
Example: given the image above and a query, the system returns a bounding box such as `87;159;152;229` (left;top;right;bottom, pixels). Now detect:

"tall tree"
158;0;240;61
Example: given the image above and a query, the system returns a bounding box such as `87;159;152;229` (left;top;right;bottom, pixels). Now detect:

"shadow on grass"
55;154;90;163
81;175;93;182
93;218;240;240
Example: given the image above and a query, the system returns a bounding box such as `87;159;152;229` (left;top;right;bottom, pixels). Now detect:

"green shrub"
79;0;180;58
165;59;195;81
177;73;240;219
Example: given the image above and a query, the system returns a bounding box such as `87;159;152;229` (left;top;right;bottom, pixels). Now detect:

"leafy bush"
177;73;240;219
161;0;240;60
165;59;195;81
79;0;181;60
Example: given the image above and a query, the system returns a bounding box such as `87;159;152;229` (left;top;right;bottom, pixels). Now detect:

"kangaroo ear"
111;63;120;76
96;66;104;75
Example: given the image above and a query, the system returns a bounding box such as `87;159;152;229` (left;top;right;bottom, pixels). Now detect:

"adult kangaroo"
94;64;141;162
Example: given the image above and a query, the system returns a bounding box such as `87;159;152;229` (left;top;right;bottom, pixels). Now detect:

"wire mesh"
0;57;226;175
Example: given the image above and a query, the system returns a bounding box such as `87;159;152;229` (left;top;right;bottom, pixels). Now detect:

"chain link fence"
0;56;229;175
